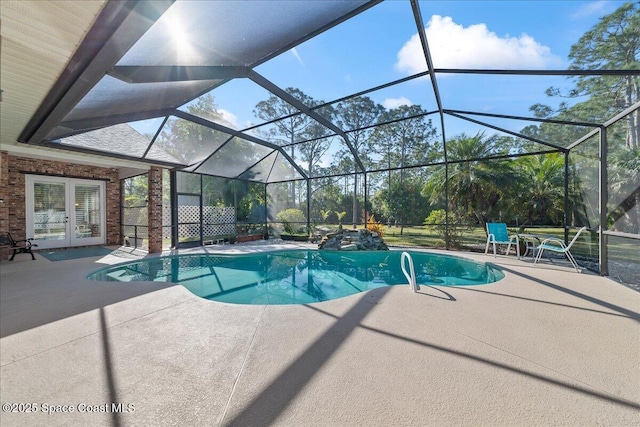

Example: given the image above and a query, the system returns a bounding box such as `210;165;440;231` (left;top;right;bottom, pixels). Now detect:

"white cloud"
219;109;239;129
291;47;304;66
571;1;609;19
395;15;560;73
383;97;413;109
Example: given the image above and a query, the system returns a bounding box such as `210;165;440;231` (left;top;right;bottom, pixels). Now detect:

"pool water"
88;250;504;305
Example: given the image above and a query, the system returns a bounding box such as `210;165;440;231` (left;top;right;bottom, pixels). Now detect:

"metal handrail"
401;252;419;292
122;224;149;248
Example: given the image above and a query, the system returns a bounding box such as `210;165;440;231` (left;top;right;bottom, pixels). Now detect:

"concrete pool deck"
1;243;639;426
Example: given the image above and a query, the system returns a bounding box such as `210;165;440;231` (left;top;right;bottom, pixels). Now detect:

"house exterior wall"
0;151;120;259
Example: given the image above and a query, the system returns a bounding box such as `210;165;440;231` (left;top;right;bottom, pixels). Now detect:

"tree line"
154;2;639;235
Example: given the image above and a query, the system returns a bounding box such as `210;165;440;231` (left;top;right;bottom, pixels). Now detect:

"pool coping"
86;246;507;305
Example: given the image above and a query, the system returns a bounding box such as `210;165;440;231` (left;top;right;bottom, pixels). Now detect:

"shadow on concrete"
100;308;121;427
360;320;640;410
0;253;177;338
300;304;640;413
497;265;640;322
222;286;392;426
416;284;457;301
223;285;638;426
450;285;636;320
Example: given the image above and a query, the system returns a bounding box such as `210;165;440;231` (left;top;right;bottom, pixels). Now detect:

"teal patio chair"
484;222;520;258
533;226;588;272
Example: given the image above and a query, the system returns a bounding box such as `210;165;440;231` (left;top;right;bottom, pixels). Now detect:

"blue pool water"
88;250;504;305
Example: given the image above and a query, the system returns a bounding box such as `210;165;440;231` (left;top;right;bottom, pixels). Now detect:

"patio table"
516;233;545;259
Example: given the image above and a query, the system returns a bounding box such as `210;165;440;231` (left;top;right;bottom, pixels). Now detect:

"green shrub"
424;209;469;248
276;208;307;234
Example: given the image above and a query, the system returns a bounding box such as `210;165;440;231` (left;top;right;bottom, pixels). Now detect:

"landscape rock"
318;228;388;251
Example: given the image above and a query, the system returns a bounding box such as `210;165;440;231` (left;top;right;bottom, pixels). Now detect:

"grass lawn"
161;222;634;267
356;224;619;263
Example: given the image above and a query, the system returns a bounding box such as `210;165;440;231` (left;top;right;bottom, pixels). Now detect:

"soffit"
0;1;109;160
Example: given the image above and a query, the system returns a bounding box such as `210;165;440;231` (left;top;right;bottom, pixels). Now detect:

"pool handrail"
401;251;420;292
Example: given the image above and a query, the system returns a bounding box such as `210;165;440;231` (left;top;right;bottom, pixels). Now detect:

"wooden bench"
0;232;37;261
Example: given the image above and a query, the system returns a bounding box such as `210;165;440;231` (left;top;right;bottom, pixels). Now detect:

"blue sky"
133;0;628;140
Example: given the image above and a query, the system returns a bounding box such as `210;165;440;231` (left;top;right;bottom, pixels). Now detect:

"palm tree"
336;211;347;231
422;132;513;229
514;154;565;226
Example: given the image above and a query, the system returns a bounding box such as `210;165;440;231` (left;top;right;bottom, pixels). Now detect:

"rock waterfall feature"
318;229;388;251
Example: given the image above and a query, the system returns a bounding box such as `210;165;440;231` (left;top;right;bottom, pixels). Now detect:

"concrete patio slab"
1;243;638;426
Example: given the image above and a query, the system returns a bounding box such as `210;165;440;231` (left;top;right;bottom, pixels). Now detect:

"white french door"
26;175;106;249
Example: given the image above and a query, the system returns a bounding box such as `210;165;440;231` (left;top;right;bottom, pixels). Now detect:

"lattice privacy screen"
128;205;239;243
203;206;236;237
162;205;171;239
176;205;236;239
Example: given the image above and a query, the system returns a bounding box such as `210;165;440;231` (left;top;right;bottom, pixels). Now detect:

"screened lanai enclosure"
18;0;640;285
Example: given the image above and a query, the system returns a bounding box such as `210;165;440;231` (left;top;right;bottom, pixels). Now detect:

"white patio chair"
533;226;588;272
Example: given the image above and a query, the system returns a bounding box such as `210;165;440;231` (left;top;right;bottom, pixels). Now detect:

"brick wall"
147;166;163;253
0;153;9;259
0;152;120;258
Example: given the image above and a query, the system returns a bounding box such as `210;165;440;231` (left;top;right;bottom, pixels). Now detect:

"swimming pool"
88;250;504;305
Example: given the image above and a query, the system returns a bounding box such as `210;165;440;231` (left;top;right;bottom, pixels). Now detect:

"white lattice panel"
203;206;235;237
162;205;171;239
158;206;237;240
162;205;171;225
203;206;235;224
178;205;200;223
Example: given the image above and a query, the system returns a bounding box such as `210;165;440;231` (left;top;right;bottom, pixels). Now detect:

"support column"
0;152;9;260
364;172;368;226
148;166;163;253
564;151;569;244
306;179;311;235
599;126;608;276
264;183;268;238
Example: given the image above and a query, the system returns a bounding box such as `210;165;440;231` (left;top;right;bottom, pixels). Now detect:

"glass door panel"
72;183;103;246
33;181;67;242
